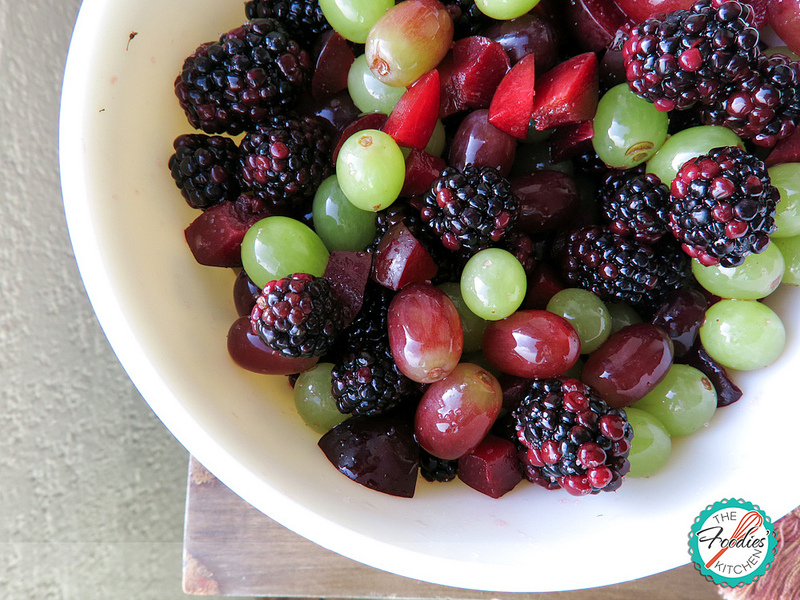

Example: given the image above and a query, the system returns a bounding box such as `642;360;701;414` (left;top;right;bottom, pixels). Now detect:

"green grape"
425;119;446;157
546;288;611;354
699;299;786;371
625;407;672;478
606;302;643;334
646;126;743;186
312;174;377;252
347;54;405;114
241;216;330;288
772;235;800;285
319;0;393;43
475;0;541;20
293;363;349;433
438;282;489;353
632;364;717;437
591;83;669;169
768;163;800;238
691;242;785;299
336;129;405;212
460;248;527;320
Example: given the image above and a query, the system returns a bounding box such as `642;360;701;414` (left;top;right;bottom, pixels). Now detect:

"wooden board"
182;457;721;598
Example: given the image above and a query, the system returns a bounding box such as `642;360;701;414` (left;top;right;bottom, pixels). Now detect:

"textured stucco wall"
0;1;197;597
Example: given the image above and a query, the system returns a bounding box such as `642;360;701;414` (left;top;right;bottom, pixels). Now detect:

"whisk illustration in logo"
689;498;777;587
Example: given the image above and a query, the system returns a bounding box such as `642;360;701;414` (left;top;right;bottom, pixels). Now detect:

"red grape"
388;282;463;383
448;109;517;177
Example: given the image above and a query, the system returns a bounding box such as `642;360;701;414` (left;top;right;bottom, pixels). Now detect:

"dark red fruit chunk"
438;36;511;118
482;310;581;378
383;69;441;149
768;0;800;55
323;251;372;326
651;289;708;357
523;263;565;310
499;374;530;411
582;323;674;409
227;316;319;375
489;53;536;140
184;196;271;267
563;0;632;52
743;0;769;29
449;109;517;176
401;149;446;197
530;52;599;131
299;90;361;137
766;126;800;167
483;10;560;71
318;412;419;498
332;112;389;163
511;170;580;233
372;221;438;291
681;345;744;407
549;120;594;163
457;435;523;498
312;30;355;102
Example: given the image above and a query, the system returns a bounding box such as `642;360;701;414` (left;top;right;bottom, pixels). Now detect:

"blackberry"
331;342;415;417
443;0;494;38
419;165;519;254
250;273;345;358
174;19;312;135
168;134;241;209
244;0;330;43
700;53;800;148
557;225;691;312
239;113;333;210
621;0;760;111
599;171;671;244
669;145;779;267
513;377;633;495
419;448;459;482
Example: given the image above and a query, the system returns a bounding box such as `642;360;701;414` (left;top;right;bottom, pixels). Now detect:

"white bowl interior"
60;0;800;592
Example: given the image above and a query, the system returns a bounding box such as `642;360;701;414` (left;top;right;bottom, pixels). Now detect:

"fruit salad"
169;0;800;499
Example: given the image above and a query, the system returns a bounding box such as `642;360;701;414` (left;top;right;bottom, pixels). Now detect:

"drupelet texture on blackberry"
331;343;416;417
513;377;633;496
250;273;345;358
599;171;671;244
621;0;760;112
700;52;800;148
244;0;330;43
239;113;333;210
669;145;779;267
419;448;459;482
168;134;241;209
174;19;312;135
443;0;494;38
557;225;691;312
419;165;519;254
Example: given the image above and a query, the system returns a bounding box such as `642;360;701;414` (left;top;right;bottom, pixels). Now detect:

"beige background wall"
0;1;199;597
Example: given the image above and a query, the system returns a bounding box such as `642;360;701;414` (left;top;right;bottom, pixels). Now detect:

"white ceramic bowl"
60;0;800;592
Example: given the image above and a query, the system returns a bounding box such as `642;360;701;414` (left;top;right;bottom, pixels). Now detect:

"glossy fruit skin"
336;129;405;212
546;288;612;355
699;299;786;371
293;363;350;433
625;407;672;478
483;11;560;70
460;248;527;321
312;174;377;252
438;282;488;353
511;170;580;233
319;0;394;43
365;0;454;88
448;109;517;177
227;316;320;375
388;282;463;383
614;0;693;23
415;363;503;460
773;234;800;285
347;54;405;114
769;163;800;238
475;0;541;20
457;434;523;498
241;216;330;288
582;323;674;409
482;310;581;378
691;242;785;300
632;364;717;437
592;83;669;169
650;289;707;356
